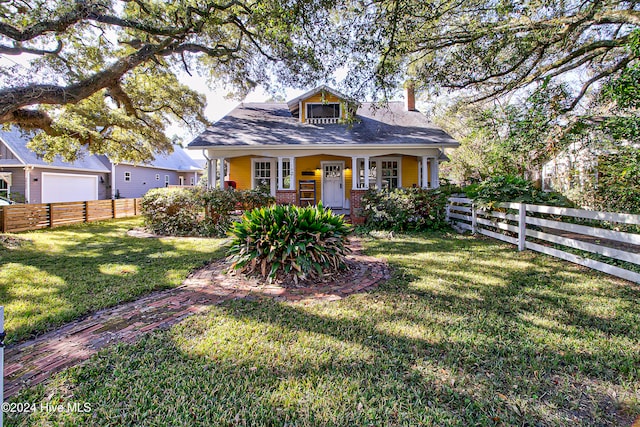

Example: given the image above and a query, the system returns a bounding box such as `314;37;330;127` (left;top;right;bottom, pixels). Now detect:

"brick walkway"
3;238;389;398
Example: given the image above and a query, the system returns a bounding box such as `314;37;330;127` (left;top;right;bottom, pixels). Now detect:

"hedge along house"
188;85;459;220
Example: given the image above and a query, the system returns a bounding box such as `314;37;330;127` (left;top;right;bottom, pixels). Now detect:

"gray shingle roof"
188;101;459;148
122;145;202;171
0;127;202;172
0;127;111;172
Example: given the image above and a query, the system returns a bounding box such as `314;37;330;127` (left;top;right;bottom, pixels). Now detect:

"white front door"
322;162;344;208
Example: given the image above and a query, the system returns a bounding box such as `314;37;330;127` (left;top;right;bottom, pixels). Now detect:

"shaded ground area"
0;218;227;344
5;231;640;426
3;238;388;398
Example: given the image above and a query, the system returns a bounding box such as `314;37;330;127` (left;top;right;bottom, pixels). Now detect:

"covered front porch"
202;146;445;221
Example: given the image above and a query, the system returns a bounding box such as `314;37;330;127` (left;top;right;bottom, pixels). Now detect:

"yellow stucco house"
188;85;459;221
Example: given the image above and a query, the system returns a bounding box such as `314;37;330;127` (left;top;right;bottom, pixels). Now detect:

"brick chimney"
404;81;416;111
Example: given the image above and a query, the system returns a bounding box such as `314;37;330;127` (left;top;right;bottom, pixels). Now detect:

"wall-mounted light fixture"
99;176;105;183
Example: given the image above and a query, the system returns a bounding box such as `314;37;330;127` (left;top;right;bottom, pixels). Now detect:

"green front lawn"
0;218;227;344
7;231;639;426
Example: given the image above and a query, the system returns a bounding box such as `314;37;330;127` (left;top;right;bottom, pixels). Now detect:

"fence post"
1;206;6;233
48;203;55;228
471;203;477;234
112;199;116;219
84;201;89;222
518;203;526;251
445;201;450;222
1;306;5;427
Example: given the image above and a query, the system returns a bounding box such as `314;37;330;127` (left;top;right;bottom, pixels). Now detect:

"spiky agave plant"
227;203;351;283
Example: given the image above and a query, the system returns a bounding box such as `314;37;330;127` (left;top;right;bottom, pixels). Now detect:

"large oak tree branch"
0;42;166;122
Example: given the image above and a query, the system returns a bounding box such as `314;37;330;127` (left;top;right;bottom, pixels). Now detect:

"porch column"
218;157;226;189
430;157;439;188
291;157;296;190
208;158;217;189
193;171;198;186
421;156;429;189
277;157;283;190
363;156;370;189
351;156;358;190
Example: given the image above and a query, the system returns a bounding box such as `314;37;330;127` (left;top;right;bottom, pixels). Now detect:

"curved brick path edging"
3;237;389;398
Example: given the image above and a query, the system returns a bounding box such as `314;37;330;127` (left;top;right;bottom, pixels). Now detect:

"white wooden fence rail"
446;198;640;284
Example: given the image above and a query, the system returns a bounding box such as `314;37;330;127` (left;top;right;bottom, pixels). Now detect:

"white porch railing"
307;117;339;124
447;197;640;284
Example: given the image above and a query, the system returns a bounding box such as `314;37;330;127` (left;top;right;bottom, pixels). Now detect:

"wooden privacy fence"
0;198;142;233
447;197;640;284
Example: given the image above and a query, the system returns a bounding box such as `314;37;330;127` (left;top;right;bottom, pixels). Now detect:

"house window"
124;172;131;182
380;160;399;189
155;174;160;181
279;158;294;190
358;160;378;190
358;157;401;190
0;177;8;199
306;103;340;123
253;159;275;195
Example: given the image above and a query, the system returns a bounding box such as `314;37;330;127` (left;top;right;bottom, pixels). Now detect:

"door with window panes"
322;162;344;208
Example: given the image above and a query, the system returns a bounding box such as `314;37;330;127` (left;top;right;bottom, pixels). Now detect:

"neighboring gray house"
0;128;111;204
112;149;203;199
0;128;202;203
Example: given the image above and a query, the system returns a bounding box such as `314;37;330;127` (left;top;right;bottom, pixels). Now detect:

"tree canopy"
0;0;339;161
364;0;640;108
2;0;639;166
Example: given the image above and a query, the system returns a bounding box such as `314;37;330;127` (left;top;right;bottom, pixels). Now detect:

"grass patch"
0;218;227;344
6;231;640;426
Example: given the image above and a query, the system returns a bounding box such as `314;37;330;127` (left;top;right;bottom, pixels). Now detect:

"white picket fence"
447;197;640;284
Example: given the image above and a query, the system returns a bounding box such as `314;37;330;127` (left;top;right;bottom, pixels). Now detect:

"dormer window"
306;103;340;124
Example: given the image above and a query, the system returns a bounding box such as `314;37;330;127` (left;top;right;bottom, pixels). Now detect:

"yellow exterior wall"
228;154;431;201
402;156;419;188
228;156;252;190
300;92;345;123
229;154;353;200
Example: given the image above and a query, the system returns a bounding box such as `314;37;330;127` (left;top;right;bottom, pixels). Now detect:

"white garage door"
41;172;99;203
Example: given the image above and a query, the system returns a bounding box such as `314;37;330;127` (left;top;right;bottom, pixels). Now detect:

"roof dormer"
286;85;354;124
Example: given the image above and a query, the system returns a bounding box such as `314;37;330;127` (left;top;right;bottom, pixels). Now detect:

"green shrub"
198;188;275;235
592;147;640;214
468;175;571;208
240;189;276;210
142;187;275;237
361;188;449;231
141;187;201;236
198;188;241;231
227;203;351;283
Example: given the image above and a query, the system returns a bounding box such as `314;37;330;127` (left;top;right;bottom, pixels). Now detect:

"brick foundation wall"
276;190;297;205
350;189;367;224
